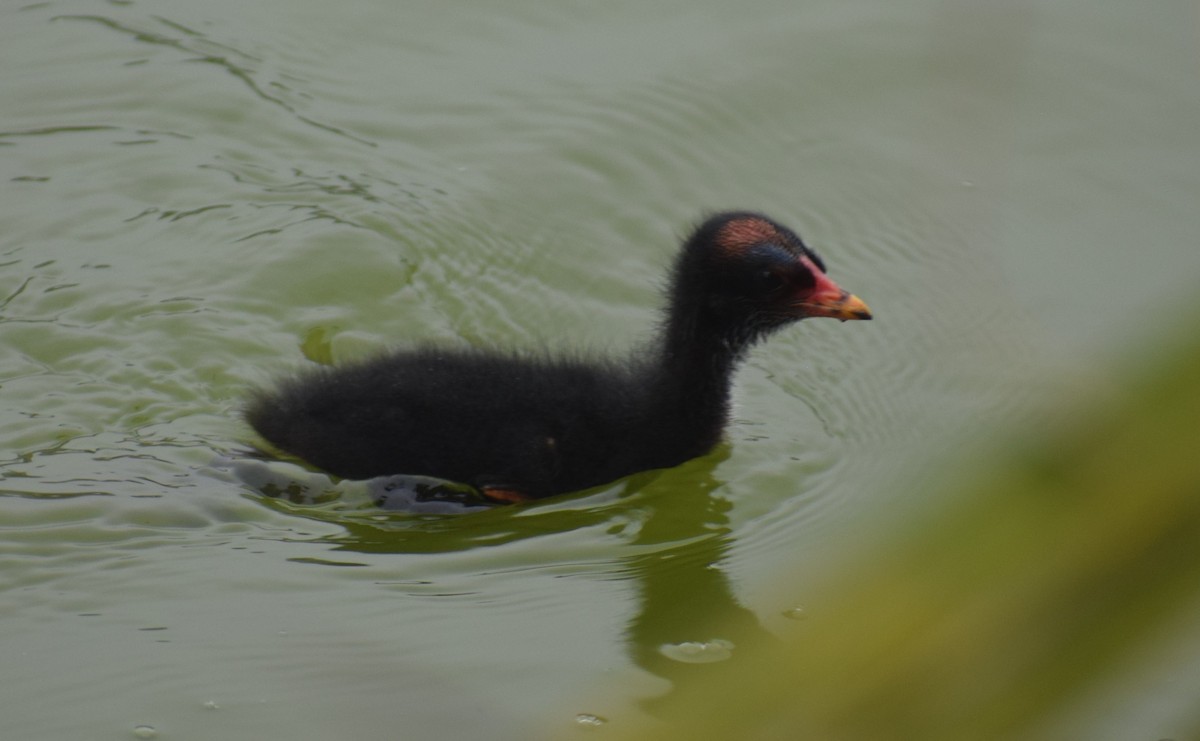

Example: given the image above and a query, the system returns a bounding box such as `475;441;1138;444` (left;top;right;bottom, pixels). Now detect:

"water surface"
3;1;1199;738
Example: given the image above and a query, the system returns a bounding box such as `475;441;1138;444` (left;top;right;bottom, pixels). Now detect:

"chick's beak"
796;268;873;321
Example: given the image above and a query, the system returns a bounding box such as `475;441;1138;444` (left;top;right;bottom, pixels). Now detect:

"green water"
3;1;1199;739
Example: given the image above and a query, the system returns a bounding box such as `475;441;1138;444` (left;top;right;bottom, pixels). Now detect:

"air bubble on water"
659;638;735;663
574;713;607;728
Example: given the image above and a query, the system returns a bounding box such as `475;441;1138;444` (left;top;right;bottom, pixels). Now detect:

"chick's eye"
757;269;785;293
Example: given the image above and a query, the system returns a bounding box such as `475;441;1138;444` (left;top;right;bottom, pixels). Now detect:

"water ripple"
51;13;375;147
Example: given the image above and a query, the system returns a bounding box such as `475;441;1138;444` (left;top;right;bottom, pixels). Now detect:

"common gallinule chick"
246;211;871;503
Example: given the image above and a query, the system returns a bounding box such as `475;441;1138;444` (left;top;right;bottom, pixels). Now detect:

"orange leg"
480;486;535;505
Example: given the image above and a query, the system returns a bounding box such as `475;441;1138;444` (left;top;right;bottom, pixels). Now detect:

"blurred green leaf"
603;321;1200;741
